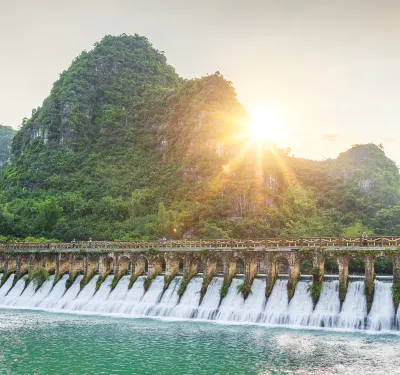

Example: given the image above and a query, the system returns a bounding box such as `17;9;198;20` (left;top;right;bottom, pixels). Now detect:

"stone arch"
348;256;365;276
275;256;289;276
300;255;313;275
178;259;184;274
103;256;114;274
197;259;205;274
161;258;166;273
375;256;393;276
216;259;224;275
119;256;132;275
236;259;245;275
324;255;339;275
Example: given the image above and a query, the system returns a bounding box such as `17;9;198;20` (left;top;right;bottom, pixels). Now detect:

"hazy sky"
1;0;400;165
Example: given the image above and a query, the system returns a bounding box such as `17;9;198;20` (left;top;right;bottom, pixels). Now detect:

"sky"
1;0;400;165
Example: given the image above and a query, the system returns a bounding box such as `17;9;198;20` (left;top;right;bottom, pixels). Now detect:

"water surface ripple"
0;309;399;375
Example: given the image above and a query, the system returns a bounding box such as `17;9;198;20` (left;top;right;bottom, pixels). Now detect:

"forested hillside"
0;125;16;167
0;34;398;241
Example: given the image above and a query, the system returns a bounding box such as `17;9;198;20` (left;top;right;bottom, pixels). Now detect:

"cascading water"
261;279;288;325
0;273;397;332
368;280;395;331
195;277;223;320
285;281;314;326
336;281;367;330
309;280;340;328
0;274;15;298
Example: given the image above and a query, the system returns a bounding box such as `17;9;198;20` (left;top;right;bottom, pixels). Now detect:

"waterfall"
130;276;165;316
0;273;397;331
285;281;313;326
38;275;69;309
196;277;223;320
309;280;340;328
0;274;15;298
336;281;367;330
261;279;289;324
169;277;202;318
63;275;99;311
147;276;181;317
215;278;244;321
367;280;395;331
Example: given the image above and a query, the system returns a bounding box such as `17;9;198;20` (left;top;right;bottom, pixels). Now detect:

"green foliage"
219;279;232;299
65;272;81;290
392;283;400;310
288;275;300;301
80;272;95;290
265;275;277;298
110;270;128;291
348;258;365;275
199;272;216;304
307;267;324;306
164;272;177;291
128;273;141;290
0;34;398;242
177;276;193;297
143;272;160;292
95;272;112;292
339;284;348;305
26;267;50;291
375;257;393;275
365;281;375;313
0;125;16;167
237;282;252;299
342;220;372;237
0;271;14;287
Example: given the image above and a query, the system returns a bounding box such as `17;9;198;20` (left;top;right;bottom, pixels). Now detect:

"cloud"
321;134;342;143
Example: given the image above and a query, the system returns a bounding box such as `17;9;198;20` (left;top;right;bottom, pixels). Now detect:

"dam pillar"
287;254;300;301
98;255;114;278
84;255;98;278
116;255;131;278
44;255;56;274
6;255;17;274
244;258;258;286
16;255;29;277
204;259;217;280
149;257;162;277
134;258;146;277
392;254;400;310
165;256;179;277
223;259;236;283
185;259;199;279
364;255;375;312
56;254;70;280
338;256;349;305
310;254;324;306
69;255;84;278
265;254;278;298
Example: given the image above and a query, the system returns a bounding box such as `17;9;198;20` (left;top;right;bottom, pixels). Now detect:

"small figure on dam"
362;232;368;247
161;237;167;246
71;239;77;248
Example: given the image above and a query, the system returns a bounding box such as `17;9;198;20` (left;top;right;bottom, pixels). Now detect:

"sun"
246;103;286;144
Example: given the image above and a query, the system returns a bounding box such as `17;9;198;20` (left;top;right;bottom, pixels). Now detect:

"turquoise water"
1;310;400;375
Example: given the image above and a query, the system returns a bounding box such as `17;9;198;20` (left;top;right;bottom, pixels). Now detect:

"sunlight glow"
246;103;286;144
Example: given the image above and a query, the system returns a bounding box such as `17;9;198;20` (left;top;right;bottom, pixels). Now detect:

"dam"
1;237;400;331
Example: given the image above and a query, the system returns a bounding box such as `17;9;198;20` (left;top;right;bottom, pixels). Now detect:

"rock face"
0;125;16;167
11;34;181;155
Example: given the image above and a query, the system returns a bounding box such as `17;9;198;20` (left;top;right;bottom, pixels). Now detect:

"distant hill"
0;125;16;167
0;34;398;240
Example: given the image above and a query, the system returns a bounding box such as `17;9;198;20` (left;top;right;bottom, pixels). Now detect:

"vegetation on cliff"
0;34;398;241
0;125;16;167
